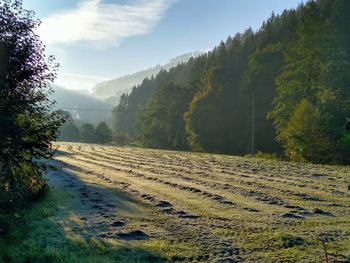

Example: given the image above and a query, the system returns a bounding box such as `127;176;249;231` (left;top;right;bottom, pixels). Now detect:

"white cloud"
38;0;175;47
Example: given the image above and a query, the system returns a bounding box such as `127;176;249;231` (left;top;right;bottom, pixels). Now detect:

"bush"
0;163;48;212
245;151;279;160
255;151;279;160
113;132;131;146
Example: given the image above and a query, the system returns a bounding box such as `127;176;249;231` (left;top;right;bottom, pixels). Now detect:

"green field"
2;142;350;262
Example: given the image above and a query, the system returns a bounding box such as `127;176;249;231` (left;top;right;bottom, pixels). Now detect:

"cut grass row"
54;143;350;262
65;145;349;216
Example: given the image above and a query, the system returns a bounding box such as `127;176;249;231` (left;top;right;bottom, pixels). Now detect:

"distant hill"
92;52;202;100
49;52;202;125
50;86;112;125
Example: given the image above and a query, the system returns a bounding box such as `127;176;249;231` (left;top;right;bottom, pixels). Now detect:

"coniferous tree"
112;0;350;163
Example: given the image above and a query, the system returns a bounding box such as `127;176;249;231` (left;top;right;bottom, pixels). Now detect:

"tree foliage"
112;0;350;164
80;123;95;143
94;121;112;144
279;99;333;163
269;0;350;163
0;0;64;210
58;111;79;142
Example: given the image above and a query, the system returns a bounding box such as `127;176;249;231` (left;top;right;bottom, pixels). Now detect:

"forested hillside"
113;0;350;164
92;52;201;99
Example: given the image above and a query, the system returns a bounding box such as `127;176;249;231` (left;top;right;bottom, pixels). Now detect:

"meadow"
1;142;350;262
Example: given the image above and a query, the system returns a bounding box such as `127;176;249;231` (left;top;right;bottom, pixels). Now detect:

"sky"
23;0;304;92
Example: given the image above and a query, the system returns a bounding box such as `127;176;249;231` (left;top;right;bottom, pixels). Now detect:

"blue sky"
23;0;304;91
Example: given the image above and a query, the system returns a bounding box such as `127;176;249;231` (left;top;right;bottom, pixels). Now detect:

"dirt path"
50;142;350;263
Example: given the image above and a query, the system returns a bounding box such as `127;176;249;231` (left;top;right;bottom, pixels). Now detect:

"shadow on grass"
0;162;169;263
50;158;148;214
54;149;73;157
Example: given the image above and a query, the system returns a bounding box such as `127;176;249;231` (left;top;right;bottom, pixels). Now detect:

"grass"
2;142;350;262
59;143;350;262
0;188;198;263
245;151;280;160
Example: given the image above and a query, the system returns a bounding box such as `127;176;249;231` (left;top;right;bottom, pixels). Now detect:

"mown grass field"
2;142;350;263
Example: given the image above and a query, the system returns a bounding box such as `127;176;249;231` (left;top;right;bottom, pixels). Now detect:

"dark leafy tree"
59;122;80;142
280;99;333;163
58;111;80;142
0;0;64;210
80;123;95;143
94;121;112;144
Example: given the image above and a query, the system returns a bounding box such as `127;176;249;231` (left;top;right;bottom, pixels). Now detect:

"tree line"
113;0;350;164
59;112;113;144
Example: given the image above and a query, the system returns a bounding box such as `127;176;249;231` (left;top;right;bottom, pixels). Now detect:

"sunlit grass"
0;189;199;263
3;142;349;262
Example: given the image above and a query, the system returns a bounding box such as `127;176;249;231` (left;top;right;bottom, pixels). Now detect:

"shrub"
0;163;48;212
255;151;279;160
113;132;131;146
